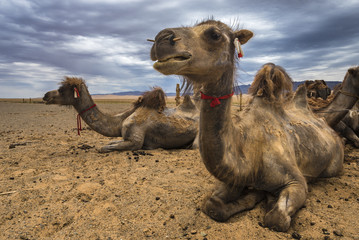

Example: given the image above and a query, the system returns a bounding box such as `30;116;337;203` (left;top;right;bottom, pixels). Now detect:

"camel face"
43;78;84;105
43;90;62;104
151;20;253;81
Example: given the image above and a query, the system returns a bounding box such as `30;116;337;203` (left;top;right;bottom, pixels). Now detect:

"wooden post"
175;83;181;106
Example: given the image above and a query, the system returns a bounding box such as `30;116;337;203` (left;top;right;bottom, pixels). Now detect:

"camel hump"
248;63;292;102
133;87;167;112
178;95;196;111
293;84;308;108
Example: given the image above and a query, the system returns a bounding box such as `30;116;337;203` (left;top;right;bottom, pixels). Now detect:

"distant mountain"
97;81;342;96
236;81;341;94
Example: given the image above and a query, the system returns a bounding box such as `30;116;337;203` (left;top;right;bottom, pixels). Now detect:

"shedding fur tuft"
60;76;86;89
248;63;293;102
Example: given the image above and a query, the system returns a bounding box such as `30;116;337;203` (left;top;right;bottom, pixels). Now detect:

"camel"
43;77;199;152
305;80;331;100
150;20;344;232
307;66;359;147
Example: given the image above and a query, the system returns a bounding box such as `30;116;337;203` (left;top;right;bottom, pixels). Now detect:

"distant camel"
305;79;331;100
150;19;344;232
43;77;199;152
307;66;359;147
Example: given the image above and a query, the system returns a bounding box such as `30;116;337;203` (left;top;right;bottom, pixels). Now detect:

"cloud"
0;0;358;97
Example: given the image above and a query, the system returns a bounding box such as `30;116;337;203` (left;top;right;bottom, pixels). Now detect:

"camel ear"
234;30;253;44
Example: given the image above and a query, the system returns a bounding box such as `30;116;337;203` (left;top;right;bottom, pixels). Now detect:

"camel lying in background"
43;77;199;152
305;80;331;100
150;19;344;232
307;66;359;147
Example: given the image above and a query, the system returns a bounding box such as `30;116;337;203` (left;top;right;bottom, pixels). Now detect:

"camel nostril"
169;35;176;46
169;35;181;46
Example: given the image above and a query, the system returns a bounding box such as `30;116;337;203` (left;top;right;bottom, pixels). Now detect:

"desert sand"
0;100;358;240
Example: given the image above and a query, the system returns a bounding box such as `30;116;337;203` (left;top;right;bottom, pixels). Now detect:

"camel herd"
43;20;359;232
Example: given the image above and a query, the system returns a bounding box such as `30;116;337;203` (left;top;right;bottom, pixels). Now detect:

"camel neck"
72;84;132;137
317;80;359;127
198;73;236;181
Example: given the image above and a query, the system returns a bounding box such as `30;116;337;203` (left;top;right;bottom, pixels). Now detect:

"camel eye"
211;32;221;40
204;27;222;41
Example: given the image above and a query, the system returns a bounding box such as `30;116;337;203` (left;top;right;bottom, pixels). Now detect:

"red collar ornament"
200;91;234;107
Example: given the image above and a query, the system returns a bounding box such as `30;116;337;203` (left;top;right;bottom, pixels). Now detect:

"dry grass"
0;94;253;106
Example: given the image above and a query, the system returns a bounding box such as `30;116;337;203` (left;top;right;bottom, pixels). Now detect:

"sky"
0;0;358;98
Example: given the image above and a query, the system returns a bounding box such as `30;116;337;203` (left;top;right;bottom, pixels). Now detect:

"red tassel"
200;91;234;107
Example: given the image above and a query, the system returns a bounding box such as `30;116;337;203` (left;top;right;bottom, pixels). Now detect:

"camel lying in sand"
307;67;359;147
43;77;199;152
150;19;344;232
305;80;331;100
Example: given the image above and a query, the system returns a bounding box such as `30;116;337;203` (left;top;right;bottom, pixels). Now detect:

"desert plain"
0;98;358;239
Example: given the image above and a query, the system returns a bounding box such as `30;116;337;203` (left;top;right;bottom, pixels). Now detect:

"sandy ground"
0;101;358;240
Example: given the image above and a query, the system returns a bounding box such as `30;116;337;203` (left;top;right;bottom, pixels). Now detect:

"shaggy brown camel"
305;79;331;100
307;66;359;147
150;20;344;232
43;77;199;152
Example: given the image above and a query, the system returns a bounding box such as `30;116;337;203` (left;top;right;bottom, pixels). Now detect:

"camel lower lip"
158;56;190;63
153;59;189;75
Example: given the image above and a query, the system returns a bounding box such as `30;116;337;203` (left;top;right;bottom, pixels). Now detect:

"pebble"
327;204;333;208
190;230;197;235
333;230;343;236
292;232;301;239
201;232;207;237
322;228;330;235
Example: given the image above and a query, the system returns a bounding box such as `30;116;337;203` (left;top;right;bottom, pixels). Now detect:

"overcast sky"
1;0;358;98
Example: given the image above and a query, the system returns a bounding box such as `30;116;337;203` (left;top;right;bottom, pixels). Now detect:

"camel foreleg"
334;121;359;148
98;128;145;152
202;183;264;222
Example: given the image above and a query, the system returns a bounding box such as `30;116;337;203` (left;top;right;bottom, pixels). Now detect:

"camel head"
346;66;359;86
150;20;253;83
43;77;85;105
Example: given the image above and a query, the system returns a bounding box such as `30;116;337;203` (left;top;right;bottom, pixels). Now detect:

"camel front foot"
202;188;265;222
202;196;231;222
264;206;291;232
98;140;141;153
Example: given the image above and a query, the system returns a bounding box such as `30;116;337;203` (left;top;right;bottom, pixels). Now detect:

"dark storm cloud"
0;0;358;97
